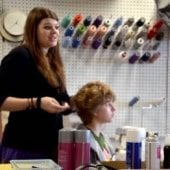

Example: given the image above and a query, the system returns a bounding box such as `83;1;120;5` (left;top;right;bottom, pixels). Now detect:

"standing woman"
0;7;73;162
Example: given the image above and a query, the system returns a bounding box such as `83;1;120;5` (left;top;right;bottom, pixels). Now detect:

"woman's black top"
0;45;71;155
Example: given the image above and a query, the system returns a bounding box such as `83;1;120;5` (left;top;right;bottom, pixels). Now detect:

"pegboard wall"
0;0;169;137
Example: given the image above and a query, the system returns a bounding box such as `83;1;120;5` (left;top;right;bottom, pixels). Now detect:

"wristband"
36;97;41;109
27;98;31;109
31;98;34;109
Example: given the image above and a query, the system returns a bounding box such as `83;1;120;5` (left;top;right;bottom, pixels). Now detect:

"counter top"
0;164;11;170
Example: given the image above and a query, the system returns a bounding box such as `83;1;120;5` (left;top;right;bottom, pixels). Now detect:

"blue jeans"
0;144;49;163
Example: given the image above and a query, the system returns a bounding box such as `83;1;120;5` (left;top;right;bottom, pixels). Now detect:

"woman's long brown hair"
23;7;66;91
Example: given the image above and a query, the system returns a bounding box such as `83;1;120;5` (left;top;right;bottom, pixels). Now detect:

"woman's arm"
0;97;32;112
1;96;70;114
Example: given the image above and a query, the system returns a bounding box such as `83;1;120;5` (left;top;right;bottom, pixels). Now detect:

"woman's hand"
41;96;70;114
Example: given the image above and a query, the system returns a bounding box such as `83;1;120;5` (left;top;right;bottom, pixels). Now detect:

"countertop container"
10;159;62;170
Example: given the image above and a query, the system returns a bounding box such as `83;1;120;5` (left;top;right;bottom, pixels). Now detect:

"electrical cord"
75;163;118;170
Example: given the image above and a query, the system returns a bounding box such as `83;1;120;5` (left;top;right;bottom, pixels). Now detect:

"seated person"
72;80;116;164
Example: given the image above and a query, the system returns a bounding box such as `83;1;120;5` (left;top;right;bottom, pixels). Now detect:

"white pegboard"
0;0;169;137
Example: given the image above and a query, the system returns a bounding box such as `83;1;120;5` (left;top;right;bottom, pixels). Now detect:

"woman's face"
37;18;59;50
94;101;116;123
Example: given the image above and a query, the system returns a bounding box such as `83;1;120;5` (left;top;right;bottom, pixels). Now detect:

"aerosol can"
145;132;161;169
